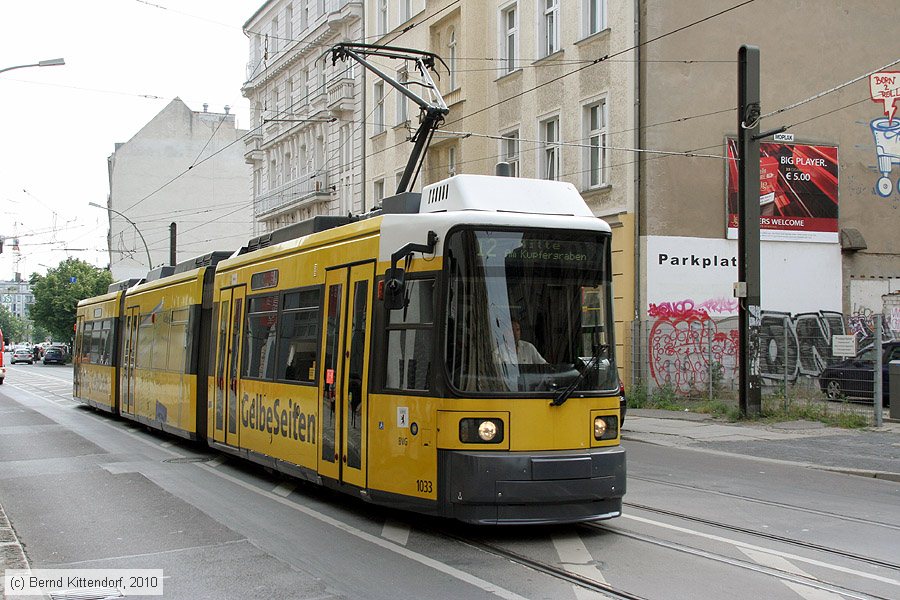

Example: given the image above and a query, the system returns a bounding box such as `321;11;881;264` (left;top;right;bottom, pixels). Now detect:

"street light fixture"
88;202;152;269
0;58;66;75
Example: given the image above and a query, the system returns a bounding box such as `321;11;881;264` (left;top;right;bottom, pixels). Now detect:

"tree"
29;259;113;343
0;304;26;343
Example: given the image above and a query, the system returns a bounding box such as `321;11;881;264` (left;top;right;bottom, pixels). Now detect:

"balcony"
327;77;355;112
244;129;264;164
254;173;333;219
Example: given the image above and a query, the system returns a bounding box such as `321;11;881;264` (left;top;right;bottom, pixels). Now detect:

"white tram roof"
420;174;595;217
379;175;610;263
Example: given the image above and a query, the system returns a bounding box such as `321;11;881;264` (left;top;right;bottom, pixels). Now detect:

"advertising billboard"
725;139;839;243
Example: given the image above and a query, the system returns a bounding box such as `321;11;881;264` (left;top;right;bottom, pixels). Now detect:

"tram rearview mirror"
384;267;406;310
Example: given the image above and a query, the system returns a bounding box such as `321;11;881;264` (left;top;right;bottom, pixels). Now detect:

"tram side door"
73;315;84;397
213;286;245;446
121;307;139;415
319;263;374;488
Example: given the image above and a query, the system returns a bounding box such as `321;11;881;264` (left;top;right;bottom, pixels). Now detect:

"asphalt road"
1;361;898;600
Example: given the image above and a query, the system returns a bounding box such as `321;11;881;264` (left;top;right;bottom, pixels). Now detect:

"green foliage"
29;259;112;343
0;304;28;343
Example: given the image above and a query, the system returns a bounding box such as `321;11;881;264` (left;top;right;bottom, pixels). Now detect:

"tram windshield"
444;227;617;395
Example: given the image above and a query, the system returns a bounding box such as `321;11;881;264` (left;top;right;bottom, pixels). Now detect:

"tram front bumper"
440;446;625;525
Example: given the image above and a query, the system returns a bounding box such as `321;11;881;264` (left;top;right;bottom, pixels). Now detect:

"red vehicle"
0;328;5;384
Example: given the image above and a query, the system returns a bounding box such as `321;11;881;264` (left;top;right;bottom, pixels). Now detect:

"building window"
448;28;458;90
501;130;519;177
501;4;518;74
448;146;457;177
286;4;293;41
300;0;308;29
302;69;310;106
584;0;606;36
374;81;385;134
374;179;385;202
540;116;560;180
400;0;412;22
396;67;409;125
585;100;608;188
540;0;560;57
378;0;388;35
271;16;280;53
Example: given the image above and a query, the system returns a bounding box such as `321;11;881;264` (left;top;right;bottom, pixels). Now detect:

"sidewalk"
622;409;900;482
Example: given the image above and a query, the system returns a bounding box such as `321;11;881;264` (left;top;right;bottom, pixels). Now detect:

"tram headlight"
594;416;618;441
459;418;504;444
478;420;497;441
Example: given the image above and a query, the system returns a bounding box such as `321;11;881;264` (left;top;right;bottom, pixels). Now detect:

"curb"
1;503;30;598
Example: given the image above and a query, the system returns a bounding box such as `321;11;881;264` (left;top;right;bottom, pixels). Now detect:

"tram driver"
511;318;546;365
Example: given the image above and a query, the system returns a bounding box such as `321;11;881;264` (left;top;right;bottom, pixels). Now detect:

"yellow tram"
74;174;625;524
74;283;130;412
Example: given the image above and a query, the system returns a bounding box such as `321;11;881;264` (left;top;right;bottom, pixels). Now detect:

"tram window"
276;290;319;384
243;294;279;380
167;309;189;372
136;317;153;369
100;319;114;365
90;322;104;364
385;278;434;391
80;321;94;362
277;311;318;383
150;314;171;370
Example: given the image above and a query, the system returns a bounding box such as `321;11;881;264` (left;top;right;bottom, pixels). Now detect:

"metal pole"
708;322;713;402
784;315;789;410
738;45;762;417
874;316;883;427
169;222;177;266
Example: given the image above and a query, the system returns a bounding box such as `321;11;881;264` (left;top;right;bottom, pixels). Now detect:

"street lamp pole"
0;58;65;75
88;202;152;269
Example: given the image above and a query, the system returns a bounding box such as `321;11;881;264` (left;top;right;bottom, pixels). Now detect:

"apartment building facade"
240;1;899;388
106;99;250;281
242;0;365;232
363;0;638;374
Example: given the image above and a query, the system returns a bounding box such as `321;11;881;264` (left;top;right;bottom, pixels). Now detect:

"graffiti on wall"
647;299;846;393
869;71;900;197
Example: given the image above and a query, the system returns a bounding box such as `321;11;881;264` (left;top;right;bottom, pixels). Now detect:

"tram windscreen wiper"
550;345;603;407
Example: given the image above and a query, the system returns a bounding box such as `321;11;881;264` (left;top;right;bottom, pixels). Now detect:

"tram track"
623;501;900;571
583;521;896;600
630;474;900;531
437;527;651;600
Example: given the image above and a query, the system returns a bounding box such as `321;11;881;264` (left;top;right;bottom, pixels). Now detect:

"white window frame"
396;67;409;125
286;4;293;41
271;16;280;53
448;146;457;177
540;0;560;57
373;81;385;135
584;0;606;37
448;28;458;90
500;129;520;177
377;0;389;35
539;115;560;181
584;98;608;189
500;2;518;74
374;178;385;202
400;0;413;23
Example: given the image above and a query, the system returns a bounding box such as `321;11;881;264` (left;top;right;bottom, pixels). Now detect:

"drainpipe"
632;0;643;385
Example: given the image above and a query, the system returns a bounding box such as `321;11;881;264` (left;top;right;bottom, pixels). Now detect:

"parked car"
11;348;34;365
42;347;66;365
819;340;900;404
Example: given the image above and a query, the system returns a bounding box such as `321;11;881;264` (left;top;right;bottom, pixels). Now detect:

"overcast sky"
0;0;257;280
